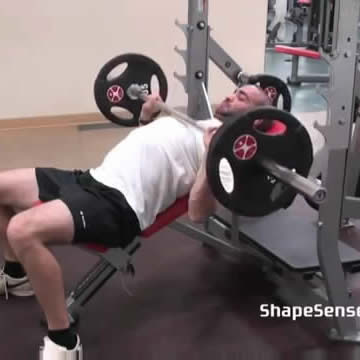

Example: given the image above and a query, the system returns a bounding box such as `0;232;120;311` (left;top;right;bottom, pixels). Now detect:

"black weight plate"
94;53;168;126
248;74;292;112
206;107;313;216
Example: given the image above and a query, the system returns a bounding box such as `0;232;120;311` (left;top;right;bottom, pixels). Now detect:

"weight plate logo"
107;85;124;103
233;134;258;160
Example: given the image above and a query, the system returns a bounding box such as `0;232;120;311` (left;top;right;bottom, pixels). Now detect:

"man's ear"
263;86;278;104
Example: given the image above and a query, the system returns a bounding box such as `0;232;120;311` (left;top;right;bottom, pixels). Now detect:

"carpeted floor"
2;204;360;360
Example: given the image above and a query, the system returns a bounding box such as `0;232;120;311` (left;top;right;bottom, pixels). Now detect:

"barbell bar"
127;84;208;131
259;158;327;204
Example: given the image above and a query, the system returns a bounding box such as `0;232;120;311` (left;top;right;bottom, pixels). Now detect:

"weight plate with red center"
206;107;313;216
94;53;168;126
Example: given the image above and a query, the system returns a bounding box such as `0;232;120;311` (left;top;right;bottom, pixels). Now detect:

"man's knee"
6;213;40;257
0;171;14;203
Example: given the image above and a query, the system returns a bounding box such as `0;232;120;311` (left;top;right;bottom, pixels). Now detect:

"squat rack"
173;0;360;342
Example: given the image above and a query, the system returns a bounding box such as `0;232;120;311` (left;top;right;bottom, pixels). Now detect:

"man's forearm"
188;156;217;222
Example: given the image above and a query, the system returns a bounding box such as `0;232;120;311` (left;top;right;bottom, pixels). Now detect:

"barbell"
94;53;326;216
127;84;327;216
94;53;169;127
93;53;293;127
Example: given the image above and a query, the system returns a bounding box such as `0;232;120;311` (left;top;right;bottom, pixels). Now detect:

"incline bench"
35;196;190;325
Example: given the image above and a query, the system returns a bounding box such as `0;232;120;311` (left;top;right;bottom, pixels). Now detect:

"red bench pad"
275;45;321;59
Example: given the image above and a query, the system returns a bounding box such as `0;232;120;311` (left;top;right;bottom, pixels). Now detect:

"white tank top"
90;116;221;230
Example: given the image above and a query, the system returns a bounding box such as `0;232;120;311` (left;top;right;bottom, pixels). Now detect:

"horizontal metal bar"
342;196;360;219
292;75;329;83
259;158;327;203
127;85;208;131
205;215;275;264
174;217;303;273
169;220;244;256
267;42;313;49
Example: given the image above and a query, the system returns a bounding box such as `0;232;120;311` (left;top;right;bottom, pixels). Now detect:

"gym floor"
2;52;360;360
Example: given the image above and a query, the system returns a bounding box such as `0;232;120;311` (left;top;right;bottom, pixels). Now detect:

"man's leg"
0;168;80;354
0;169;40;289
0;206;17;261
6;199;81;355
6;200;74;330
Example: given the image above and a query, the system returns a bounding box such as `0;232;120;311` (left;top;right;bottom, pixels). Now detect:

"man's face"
215;84;269;119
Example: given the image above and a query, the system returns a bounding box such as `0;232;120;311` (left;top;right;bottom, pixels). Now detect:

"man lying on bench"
0;85;271;358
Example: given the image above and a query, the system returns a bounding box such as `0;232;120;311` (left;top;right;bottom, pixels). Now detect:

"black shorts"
35;168;141;248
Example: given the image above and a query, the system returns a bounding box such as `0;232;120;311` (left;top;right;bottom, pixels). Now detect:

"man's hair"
252;86;276;132
252;85;273;106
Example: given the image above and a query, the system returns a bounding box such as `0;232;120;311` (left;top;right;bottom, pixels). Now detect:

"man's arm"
139;94;163;125
188;151;218;223
188;126;220;223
